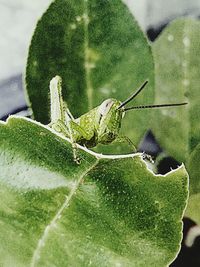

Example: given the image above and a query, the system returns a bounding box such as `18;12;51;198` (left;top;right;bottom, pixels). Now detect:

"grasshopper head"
95;80;187;145
96;99;125;144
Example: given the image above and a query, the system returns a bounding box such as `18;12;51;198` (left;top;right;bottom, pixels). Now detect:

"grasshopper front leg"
114;135;137;152
49;76;80;164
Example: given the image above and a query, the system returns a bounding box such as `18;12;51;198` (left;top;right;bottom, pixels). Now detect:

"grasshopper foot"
74;156;81;165
72;143;81;165
142;152;154;163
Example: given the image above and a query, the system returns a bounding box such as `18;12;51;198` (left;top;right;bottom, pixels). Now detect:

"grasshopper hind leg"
48;76;69;136
49;76;80;164
52;120;81;165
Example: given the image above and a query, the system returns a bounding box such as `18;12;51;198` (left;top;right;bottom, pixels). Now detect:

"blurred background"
0;1;200;266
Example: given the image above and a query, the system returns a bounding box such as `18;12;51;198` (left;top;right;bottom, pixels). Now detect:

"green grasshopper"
49;76;187;163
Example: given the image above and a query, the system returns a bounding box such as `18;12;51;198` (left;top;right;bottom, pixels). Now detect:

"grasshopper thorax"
95;99;124;144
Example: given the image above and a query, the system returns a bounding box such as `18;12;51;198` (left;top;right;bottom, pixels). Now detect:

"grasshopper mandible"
49;76;187;163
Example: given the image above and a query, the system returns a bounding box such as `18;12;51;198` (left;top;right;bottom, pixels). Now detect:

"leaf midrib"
30;159;99;267
83;0;93;110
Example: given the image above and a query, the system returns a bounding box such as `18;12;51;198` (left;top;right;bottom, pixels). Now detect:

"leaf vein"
84;0;93;110
30;159;99;267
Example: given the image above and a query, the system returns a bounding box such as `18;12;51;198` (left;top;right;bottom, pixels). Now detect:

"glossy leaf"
0;117;188;267
152;18;200;162
26;0;154;149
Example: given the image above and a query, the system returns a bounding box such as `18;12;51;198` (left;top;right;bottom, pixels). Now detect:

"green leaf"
185;194;200;226
187;144;200;195
152;18;200;162
0;117;188;266
185;144;200;224
26;0;154;148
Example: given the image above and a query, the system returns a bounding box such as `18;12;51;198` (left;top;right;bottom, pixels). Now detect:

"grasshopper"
49;76;187;163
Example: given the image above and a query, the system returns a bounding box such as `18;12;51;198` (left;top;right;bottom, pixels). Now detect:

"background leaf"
185;144;200;224
26;0;154;151
152;18;200;163
0;117;188;267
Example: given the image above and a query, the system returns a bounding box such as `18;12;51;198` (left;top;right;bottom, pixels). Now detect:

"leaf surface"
26;0;154;149
0;117;188;267
152;18;200;162
185;144;200;224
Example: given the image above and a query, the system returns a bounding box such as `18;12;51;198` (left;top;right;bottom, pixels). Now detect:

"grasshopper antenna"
117;80;149;110
124;102;188;111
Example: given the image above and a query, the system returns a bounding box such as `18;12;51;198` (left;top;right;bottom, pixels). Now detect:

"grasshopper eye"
98;99;114;116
